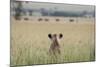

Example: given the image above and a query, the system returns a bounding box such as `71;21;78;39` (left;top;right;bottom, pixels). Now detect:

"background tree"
14;1;22;20
29;10;33;16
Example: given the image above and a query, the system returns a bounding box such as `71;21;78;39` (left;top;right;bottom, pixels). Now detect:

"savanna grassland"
11;17;95;66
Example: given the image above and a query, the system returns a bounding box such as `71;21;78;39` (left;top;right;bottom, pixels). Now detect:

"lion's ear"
59;33;63;39
48;34;52;39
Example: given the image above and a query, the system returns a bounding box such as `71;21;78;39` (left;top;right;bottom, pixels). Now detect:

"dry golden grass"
11;18;95;66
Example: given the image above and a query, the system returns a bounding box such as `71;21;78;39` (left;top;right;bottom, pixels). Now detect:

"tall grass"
11;19;95;66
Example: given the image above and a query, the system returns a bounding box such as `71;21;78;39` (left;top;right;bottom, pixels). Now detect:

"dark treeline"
48;11;84;17
13;8;95;17
13;4;95;17
39;8;95;17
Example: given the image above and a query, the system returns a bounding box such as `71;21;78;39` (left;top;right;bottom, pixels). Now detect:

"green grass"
11;19;95;66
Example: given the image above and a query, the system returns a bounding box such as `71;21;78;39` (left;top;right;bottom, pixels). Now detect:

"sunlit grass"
11;19;95;66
